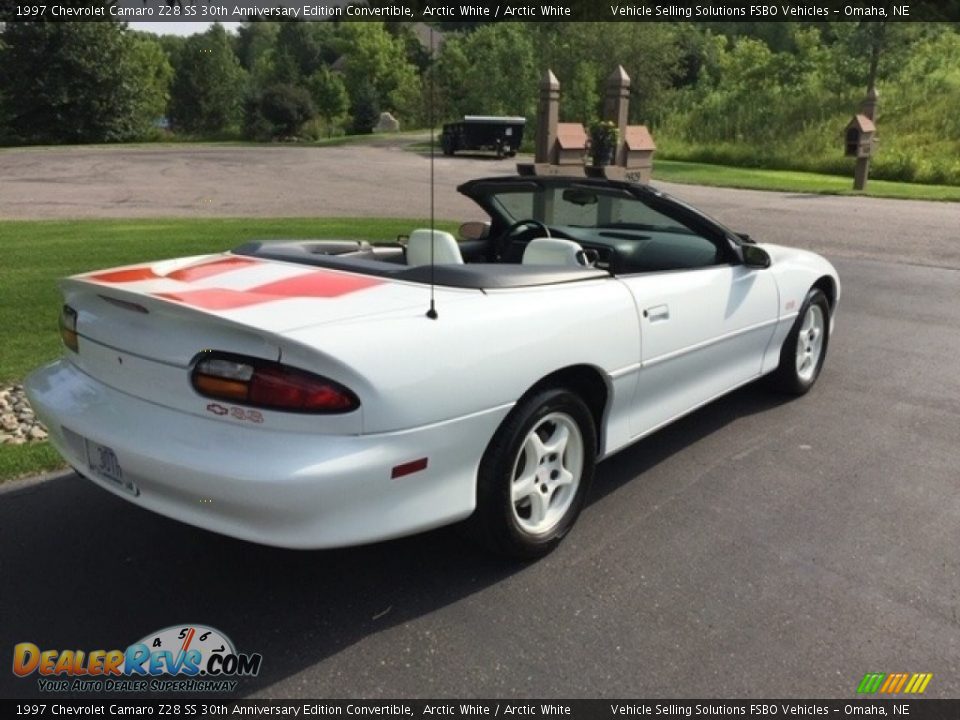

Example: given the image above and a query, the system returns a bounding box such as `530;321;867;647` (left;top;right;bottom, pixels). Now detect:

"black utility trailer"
441;116;526;158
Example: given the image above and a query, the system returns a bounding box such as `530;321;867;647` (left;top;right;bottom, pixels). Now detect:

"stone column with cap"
603;65;631;166
535;69;560;164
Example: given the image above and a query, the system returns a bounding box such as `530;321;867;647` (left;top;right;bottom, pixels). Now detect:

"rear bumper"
26;360;510;549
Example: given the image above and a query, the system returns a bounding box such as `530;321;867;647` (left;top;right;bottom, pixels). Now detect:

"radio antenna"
426;24;439;320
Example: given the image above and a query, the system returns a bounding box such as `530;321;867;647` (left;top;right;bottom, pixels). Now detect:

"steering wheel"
494;219;550;261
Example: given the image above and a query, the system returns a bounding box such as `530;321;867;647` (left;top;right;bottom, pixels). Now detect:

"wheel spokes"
509;412;585;536
526;489;548;526
511;472;537;505
542;422;569;459
795;304;826;382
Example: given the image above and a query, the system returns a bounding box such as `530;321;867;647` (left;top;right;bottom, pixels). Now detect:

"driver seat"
522;238;590;267
407;229;464;266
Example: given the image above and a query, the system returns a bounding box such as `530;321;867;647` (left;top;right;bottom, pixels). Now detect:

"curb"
0;468;75;495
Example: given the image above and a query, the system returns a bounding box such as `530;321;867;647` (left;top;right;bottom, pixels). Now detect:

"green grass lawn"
652;159;960;201
0;216;456;483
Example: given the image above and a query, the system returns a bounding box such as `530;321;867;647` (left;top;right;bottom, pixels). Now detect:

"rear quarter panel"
280;276;641;441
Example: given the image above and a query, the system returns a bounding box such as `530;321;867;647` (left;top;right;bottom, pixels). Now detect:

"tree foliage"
658;23;960;184
2;19;960;184
245;84;315;140
308;66;350;134
531;23;682;123
429;23;537;122
336;22;422;122
169;24;246;134
349;80;381;135
0;22;171;144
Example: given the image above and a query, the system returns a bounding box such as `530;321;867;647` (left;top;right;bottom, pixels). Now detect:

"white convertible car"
26;175;839;557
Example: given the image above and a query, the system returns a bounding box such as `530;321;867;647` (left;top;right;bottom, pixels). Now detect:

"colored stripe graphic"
92;257;259;284
857;672;932;694
881;673;907;694
857;673;885;693
905;673;933;694
166;257;258;282
90;266;158;283
155;270;383;310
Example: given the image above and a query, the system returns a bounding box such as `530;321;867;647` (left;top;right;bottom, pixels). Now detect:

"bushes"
244;84;315;141
654;25;960;186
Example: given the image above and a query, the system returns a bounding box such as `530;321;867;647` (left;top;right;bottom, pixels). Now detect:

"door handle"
644;304;670;322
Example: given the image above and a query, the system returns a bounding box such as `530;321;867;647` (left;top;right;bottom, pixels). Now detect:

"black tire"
441;136;455;156
467;388;597;559
769;287;831;395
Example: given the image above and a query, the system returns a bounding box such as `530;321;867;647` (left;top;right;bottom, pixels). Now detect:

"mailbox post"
846;85;878;191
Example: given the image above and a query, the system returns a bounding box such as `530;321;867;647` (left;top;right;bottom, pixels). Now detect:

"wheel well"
523;365;609;450
813;275;837;311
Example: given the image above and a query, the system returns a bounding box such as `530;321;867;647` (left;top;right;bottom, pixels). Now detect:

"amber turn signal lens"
59;305;79;353
193;374;249;401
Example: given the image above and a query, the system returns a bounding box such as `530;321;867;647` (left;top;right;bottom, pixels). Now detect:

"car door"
621;249;779;438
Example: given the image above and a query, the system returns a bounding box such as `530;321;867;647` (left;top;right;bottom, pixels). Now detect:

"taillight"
191;352;360;414
59;305;79;352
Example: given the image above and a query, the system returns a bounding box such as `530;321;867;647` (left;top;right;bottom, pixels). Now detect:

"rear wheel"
770;287;830;395
441;135;455;156
468;388;596;558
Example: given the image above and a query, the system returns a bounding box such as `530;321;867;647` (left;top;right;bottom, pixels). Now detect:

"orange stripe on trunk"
90;267;158;283
166;257;259;282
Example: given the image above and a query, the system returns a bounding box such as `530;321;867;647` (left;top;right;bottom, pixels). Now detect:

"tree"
563;61;600;123
274;21;328;81
308;67;349;135
349;80;380;135
169;24;246;134
531;23;682;122
0;22;170;144
336;23;421;124
245;84;315;139
129;35;174;124
235;21;280;72
429;24;540;124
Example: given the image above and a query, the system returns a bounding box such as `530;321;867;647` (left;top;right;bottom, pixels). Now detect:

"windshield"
489;186;696;234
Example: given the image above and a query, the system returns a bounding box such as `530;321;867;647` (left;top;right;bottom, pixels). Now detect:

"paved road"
1;143;958;699
2;142;958;269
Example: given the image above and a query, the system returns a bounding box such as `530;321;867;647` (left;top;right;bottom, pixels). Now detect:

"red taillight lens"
191;353;359;414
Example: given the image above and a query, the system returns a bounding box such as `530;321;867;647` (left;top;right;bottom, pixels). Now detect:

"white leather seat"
407;229;464;266
522;237;588;267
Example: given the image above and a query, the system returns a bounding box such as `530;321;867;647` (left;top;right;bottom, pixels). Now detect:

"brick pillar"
535;69;560;164
603;65;630;166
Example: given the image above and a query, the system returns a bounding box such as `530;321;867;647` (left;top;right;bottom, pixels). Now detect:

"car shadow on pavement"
0;383;788;699
591;382;792;502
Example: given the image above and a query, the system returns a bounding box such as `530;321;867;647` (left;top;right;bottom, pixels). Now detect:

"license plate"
84;440;138;496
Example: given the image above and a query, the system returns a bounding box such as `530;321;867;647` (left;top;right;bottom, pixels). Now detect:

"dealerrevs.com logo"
13;624;262;693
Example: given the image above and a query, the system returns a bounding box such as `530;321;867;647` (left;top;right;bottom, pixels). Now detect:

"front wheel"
769;287;831;395
468;388;596;559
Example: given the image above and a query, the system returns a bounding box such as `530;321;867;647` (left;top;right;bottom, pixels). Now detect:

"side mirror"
742;244;771;269
459;221;490;241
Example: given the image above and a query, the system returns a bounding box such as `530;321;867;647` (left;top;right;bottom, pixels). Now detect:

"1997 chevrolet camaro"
26;175;839;557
